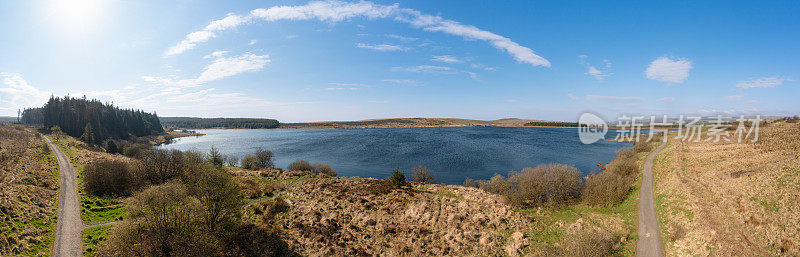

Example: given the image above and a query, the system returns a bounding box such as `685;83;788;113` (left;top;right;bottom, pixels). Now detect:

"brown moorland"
654;119;800;256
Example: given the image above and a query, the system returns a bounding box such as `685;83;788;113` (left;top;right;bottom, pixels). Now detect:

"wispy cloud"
249;40;258;45
736;77;789;88
203;50;229;59
326;82;369;90
724;94;743;100
382;79;420;86
165;1;550;67
645;56;692;84
585;94;644;103
566;93;578;100
392;65;454;74
0;73;51;115
502;99;520;103
386;34;418;41
431;55;461;63
355;43;410;51
196;52;271;83
578;55;612;81
656;97;675;103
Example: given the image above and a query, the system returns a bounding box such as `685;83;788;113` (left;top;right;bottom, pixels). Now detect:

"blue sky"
1;0;798;122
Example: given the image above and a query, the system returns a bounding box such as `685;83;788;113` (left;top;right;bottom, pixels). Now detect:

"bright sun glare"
49;0;107;31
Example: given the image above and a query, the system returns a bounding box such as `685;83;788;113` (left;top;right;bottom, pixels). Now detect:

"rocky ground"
0;125;59;255
240;166;640;256
654;120;800;256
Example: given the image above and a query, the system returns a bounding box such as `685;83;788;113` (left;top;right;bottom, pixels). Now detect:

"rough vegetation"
0;125;59;255
654;119;800;256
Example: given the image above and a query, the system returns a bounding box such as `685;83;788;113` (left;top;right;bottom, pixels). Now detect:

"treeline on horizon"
524;121;579;127
160;117;280;129
21;96;164;143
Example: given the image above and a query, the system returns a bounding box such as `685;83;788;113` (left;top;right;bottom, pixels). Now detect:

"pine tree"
81;123;95;144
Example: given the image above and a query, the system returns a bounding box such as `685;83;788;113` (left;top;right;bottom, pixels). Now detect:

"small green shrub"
389;169;406;189
208;146;223;166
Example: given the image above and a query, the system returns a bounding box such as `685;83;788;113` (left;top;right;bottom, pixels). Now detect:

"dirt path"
636;140;666;257
45;136;83;257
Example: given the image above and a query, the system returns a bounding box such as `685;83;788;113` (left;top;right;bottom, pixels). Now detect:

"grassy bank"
0;125;60;256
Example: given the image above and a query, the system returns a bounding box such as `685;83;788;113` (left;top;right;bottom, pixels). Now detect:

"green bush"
208;146;223;166
389;169;406;189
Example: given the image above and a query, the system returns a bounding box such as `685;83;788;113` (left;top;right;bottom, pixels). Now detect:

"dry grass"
654;120;800;256
0;125;59;255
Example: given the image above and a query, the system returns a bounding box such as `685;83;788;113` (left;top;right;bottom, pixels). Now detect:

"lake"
157;126;632;185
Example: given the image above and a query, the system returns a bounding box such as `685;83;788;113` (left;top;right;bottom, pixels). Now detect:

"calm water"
157;127;631;184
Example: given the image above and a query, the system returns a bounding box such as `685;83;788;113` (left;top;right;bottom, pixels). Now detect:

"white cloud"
0;73;52;115
382;79;420;86
165;1;549;67
645;56;692;84
386;34;418;41
579;55;611;81
355;43;410;51
196;53;271;83
392;65;454;74
566;93;578;100
249;39;258;45
205;13;251;31
286;35;298;39
204;50;229;59
324;87;359;91
585;94;644;103
502;99;520;103
470;63;496;71
736;77;788;88
724;94;743;100
464;71;479;80
656;97;675;103
432;55;461;63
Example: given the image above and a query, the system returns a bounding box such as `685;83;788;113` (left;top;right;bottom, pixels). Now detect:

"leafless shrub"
99;181;220;256
311;163;337;177
606;155;639;177
241;149;274;170
83;159;142;197
287;159;313;171
411;166;436;183
633;141;653;153
505;164;583;207
559;228;617;257
582;171;631;207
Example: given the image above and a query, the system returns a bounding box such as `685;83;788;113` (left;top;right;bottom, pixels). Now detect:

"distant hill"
280;117;546;129
0;117;17;122
160;117;280;129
